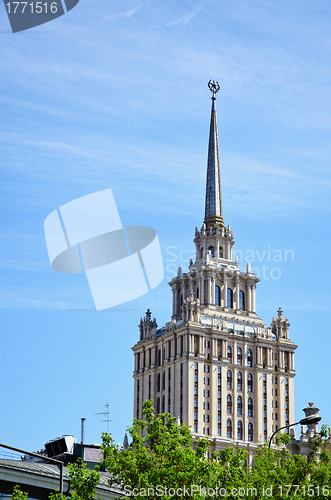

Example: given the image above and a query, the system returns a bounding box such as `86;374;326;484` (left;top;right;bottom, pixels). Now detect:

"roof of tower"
204;80;225;228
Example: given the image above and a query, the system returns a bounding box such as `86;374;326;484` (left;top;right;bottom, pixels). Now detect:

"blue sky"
0;0;331;453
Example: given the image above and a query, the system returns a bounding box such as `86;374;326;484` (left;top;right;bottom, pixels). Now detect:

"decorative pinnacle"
208;80;220;100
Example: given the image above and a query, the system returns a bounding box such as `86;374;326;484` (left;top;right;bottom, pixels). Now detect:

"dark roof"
0;459;121;496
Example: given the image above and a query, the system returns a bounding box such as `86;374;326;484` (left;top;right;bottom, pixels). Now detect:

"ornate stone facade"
132;85;297;460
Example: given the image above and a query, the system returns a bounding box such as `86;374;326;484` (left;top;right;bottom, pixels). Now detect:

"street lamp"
268;414;321;449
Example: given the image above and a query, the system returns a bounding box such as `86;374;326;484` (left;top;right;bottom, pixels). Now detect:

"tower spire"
204;80;224;228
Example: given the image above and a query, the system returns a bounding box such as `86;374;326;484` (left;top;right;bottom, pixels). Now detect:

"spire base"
204;215;225;228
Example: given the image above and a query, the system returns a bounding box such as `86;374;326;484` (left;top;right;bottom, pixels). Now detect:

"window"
203;377;205;384
194;399;197;408
239;290;245;311
263;374;266;382
215;285;221;306
247;373;253;392
206;415;209;423
203;402;205;409
194;412;197;421
206;365;210;373
219;246;223;258
237;421;243;440
218;366;221;374
227;288;233;308
237;372;243;391
203;415;205;422
208;246;215;257
227;345;232;362
203;389;205;397
237;396;243;415
207;402;210;410
247;349;253;367
227;370;232;389
227;395;232;414
200;248;203;259
237;347;242;365
157;373;160;392
227;419;232;438
207;390;210;397
207;378;210;385
248;422;253;442
248;398;253;417
197;287;199;299
194;425;197;432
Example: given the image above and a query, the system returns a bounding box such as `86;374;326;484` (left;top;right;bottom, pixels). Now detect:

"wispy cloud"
160;1;206;27
104;5;141;21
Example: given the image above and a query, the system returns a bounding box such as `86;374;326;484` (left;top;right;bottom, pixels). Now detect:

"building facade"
132;82;297;458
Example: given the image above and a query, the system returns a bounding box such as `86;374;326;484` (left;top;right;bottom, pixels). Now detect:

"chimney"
81;418;86;444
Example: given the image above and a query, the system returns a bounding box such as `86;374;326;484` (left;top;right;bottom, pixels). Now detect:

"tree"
101;400;331;500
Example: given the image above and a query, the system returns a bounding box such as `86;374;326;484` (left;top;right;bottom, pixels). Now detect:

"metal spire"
204;80;224;227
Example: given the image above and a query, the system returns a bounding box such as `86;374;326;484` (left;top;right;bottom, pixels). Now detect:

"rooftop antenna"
94;403;111;433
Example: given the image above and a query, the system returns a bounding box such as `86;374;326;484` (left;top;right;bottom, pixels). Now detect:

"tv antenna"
94;402;111;433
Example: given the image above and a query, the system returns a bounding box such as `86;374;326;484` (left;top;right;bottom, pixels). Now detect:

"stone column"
223;273;228;308
201;276;205;305
235;278;240;310
247;285;252;312
252;284;256;313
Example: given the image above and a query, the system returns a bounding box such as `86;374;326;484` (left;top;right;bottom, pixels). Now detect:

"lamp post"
268;414;321;449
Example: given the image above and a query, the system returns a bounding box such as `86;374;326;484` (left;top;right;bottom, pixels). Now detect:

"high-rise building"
132;82;297;459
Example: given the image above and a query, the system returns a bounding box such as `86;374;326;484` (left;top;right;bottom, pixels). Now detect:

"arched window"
227;419;232;438
227;370;232;389
247;349;253;367
208;246;214;257
239;290;245;311
227;288;233;308
248;398;253;417
237;396;243;415
237;347;242;365
247;373;253;392
197;287;199;299
227;395;232;414
200;247;203;259
248;422;253;441
215;285;220;306
219;246;223;258
227;345;232;363
237;372;243;391
237;420;243;440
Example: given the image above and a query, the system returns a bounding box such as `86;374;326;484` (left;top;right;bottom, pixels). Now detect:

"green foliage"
67;459;100;500
100;400;331;500
11;485;28;500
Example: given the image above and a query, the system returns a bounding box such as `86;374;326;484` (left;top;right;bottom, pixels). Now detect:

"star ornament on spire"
208;80;220;100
